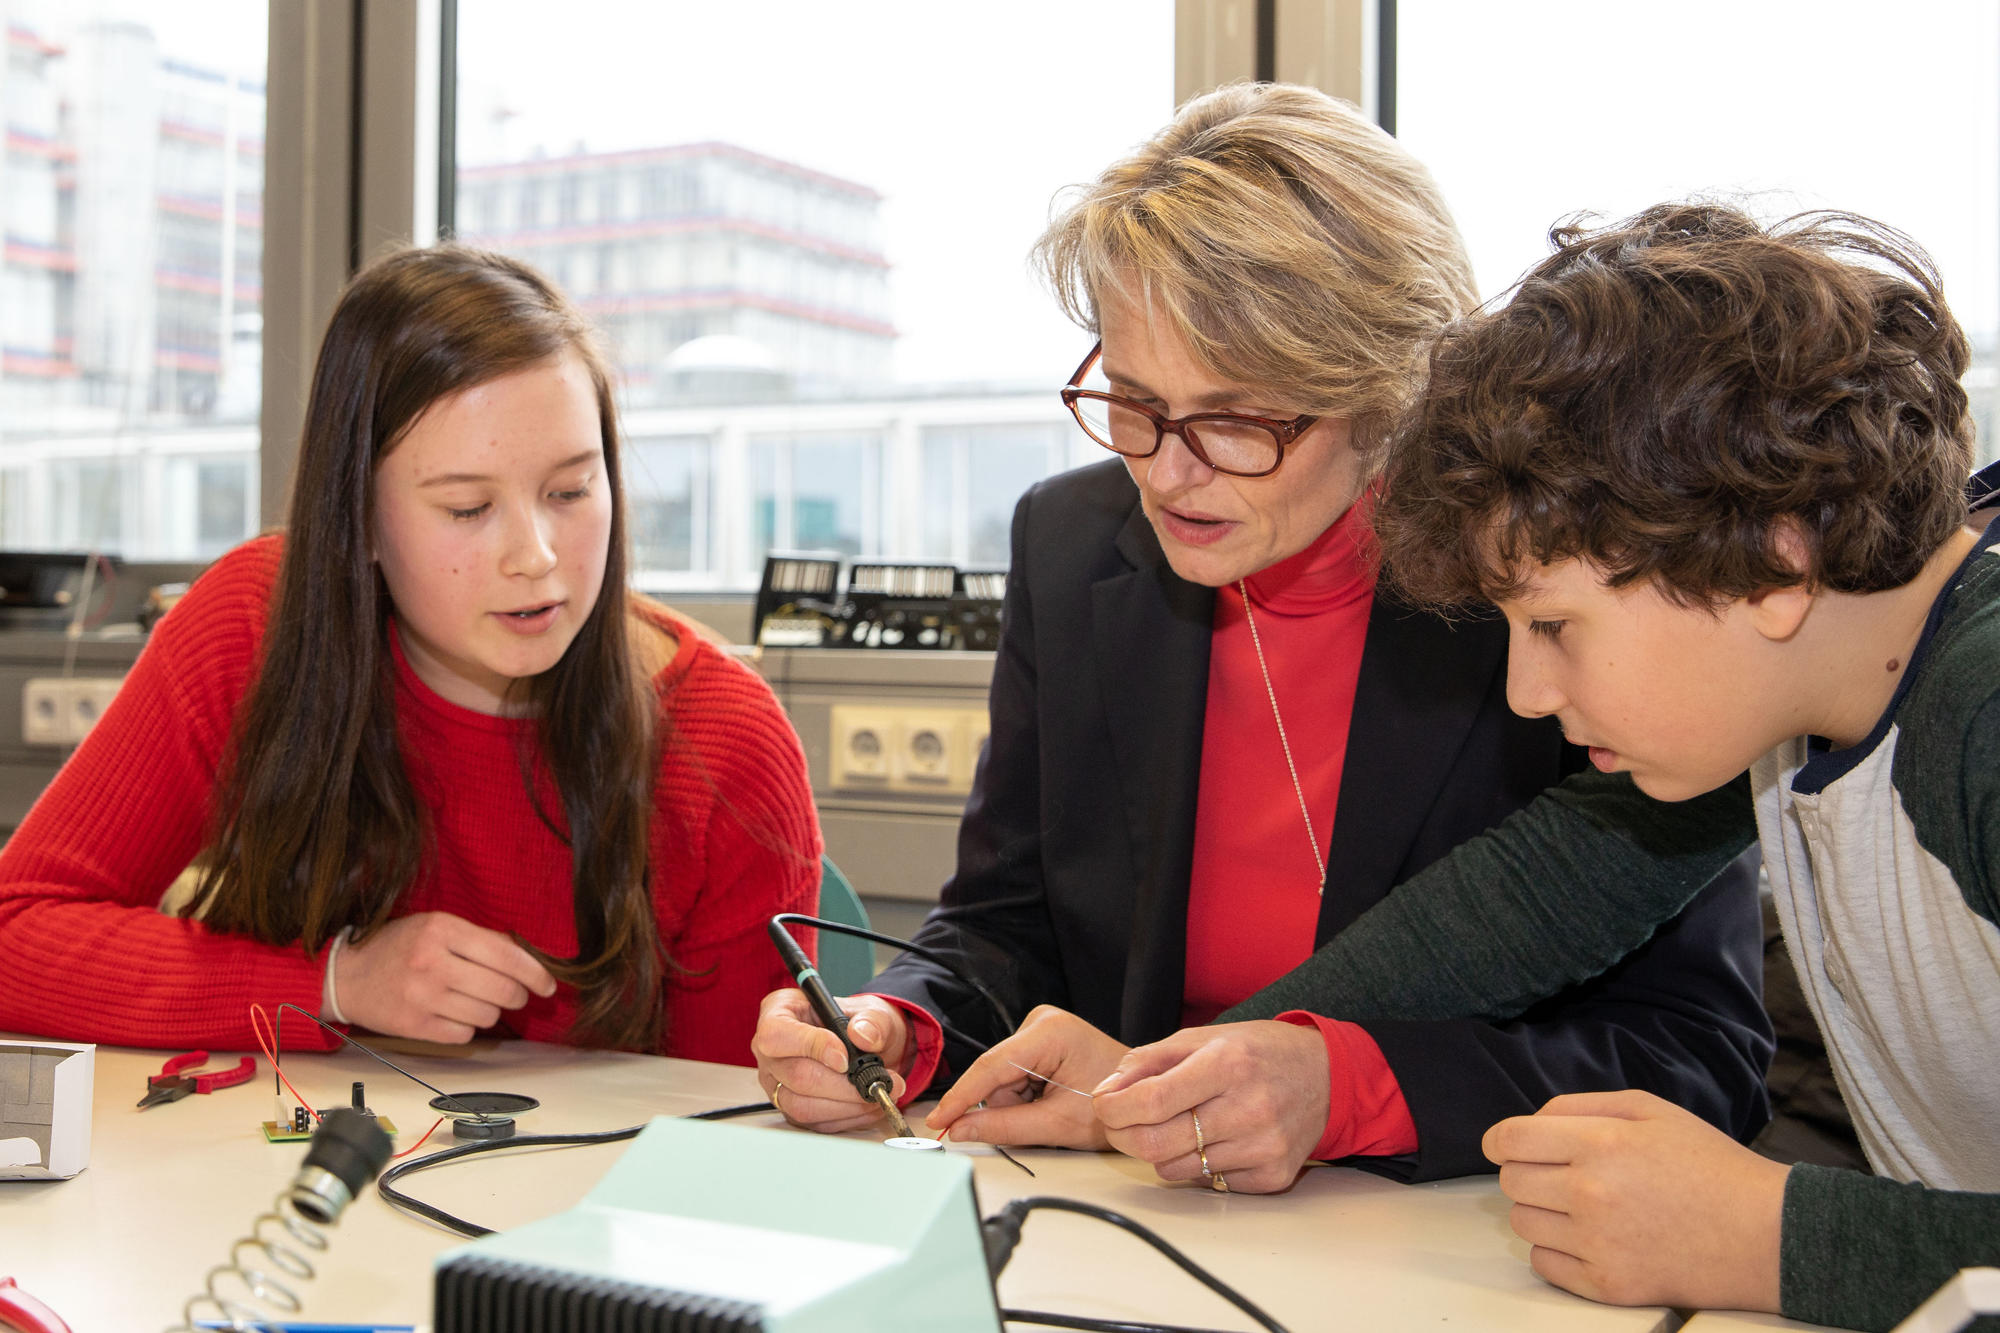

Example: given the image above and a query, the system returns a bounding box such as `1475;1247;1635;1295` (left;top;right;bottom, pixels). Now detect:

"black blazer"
872;461;1773;1180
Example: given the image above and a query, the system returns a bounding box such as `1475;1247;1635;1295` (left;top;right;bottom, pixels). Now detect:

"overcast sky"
452;0;1175;390
23;1;2000;384
1398;0;2000;337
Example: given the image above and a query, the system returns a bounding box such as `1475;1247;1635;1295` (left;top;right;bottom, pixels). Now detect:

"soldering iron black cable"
370;920;1291;1333
376;916;1023;1235
375;1099;772;1237
989;1198;1291;1333
1003;1316;1275;1333
384;1138;1289;1333
770;911;1019;1035
771;912;1035;1175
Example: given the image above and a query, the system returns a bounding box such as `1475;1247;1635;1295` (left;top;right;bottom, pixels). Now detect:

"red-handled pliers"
135;1051;255;1110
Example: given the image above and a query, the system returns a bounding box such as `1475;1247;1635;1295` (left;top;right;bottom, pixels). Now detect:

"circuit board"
261;1114;397;1143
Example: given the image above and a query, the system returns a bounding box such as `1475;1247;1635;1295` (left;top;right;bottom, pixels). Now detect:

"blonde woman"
753;84;1769;1192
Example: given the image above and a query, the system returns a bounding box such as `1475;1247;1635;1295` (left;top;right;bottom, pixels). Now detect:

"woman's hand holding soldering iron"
927;1005;1128;1150
751;988;913;1132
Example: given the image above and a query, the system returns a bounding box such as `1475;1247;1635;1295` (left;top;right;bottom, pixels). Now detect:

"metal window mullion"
259;0;356;529
1273;0;1376;120
261;0;441;531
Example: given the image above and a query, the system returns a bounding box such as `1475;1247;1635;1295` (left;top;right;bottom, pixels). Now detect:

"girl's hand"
335;911;557;1043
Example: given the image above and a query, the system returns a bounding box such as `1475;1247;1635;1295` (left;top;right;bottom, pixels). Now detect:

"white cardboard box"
0;1041;93;1179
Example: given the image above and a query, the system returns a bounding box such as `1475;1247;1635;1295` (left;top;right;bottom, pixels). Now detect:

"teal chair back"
815;855;875;994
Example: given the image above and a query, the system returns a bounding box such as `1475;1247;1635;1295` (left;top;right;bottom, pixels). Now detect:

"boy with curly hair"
1210;203;2000;1328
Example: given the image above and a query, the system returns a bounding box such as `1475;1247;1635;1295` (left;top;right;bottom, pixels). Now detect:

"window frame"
258;1;1336;565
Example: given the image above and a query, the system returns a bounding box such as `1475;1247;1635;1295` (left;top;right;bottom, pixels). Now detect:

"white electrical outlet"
21;677;123;746
22;679;66;746
890;710;964;787
829;705;893;787
829;705;989;795
68;678;119;738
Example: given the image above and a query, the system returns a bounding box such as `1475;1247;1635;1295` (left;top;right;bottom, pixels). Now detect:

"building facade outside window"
0;3;265;560
454;1;1173;591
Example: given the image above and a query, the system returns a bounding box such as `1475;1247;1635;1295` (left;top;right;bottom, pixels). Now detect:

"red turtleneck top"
1182;496;1417;1160
888;499;1416;1162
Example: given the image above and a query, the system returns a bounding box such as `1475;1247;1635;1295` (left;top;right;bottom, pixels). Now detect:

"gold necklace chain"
1237;580;1326;896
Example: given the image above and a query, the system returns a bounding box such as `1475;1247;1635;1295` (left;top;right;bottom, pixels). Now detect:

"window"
453;0;1172;587
919;423;1072;565
195;455;251;559
748;431;883;571
1397;0;2000;464
0;3;266;558
627;434;712;578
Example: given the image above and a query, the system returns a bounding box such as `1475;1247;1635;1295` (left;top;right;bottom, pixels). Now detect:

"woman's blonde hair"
1036;82;1476;451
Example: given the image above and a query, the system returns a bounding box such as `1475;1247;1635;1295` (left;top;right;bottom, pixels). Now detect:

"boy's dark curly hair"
1376;202;1976;610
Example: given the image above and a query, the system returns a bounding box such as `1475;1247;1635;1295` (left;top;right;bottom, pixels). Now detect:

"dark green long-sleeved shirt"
1225;512;2000;1332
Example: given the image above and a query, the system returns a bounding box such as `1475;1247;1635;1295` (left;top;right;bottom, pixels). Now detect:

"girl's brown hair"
1035;81;1477;452
185;243;667;1050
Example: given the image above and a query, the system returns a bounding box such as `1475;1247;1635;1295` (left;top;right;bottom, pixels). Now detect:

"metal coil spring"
163;1188;330;1332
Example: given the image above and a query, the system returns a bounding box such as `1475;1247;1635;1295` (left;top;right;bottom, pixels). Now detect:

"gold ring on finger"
1211;1171;1230;1193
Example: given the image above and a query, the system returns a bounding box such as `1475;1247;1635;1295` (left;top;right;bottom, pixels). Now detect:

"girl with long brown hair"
0;245;820;1060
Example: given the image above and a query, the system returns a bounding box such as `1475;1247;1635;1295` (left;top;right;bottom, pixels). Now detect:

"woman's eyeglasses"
1059;341;1318;479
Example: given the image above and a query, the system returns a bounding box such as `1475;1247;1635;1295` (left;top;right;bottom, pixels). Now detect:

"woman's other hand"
751;988;911;1132
927;1004;1128;1150
335;910;557;1043
1092;1020;1332;1193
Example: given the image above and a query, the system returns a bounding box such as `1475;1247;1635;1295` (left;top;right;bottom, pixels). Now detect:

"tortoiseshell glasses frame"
1059;341;1319;479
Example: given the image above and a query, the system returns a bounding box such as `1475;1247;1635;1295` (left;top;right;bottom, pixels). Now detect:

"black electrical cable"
373;920;1289;1333
272;1002;484;1118
986;1198;1292;1333
1002;1315;1266;1333
378;1126;638;1237
375;1100;773;1237
771;914;1036;1174
772;912;1017;1035
378;916;1030;1234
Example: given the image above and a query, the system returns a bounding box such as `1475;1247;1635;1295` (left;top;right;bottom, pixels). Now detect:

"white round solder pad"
883;1136;946;1151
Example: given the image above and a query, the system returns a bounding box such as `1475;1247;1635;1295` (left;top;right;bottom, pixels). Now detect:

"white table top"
1682;1314;1845;1332
0;1040;1696;1331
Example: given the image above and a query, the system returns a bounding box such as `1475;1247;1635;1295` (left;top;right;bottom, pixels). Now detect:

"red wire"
392;1117;446;1159
80;555;117;631
250;1002;431;1155
249;1002;322;1124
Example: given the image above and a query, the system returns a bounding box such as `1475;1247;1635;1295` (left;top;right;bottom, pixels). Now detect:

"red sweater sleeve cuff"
861;993;945;1109
1274;1010;1419;1160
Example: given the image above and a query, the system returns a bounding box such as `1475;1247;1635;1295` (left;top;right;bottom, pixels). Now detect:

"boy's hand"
928;1005;1126;1150
1093;1021;1331;1193
750;988;910;1133
1483;1089;1791;1313
336;910;557;1044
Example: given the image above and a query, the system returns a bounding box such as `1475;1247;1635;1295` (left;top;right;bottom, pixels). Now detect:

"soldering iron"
765;917;913;1138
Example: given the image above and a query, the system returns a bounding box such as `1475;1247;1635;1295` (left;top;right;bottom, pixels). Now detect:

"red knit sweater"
0;535;821;1064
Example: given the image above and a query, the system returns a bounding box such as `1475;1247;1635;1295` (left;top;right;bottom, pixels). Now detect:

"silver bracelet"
321;927;354;1024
